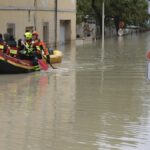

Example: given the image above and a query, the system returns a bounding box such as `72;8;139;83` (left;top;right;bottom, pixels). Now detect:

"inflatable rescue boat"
0;50;62;74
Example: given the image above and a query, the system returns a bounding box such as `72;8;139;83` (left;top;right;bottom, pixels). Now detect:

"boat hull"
0;53;36;74
0;50;62;74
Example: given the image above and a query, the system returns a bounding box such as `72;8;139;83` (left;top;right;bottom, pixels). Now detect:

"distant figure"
83;23;91;37
7;35;17;47
7;35;18;57
91;28;96;42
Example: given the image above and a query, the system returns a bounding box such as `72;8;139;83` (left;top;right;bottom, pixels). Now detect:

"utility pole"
34;0;37;30
102;0;105;49
55;0;58;49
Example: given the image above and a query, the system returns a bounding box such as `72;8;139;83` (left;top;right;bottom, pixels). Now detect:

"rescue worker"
19;32;40;71
18;32;34;58
3;33;10;44
0;33;8;53
7;35;18;57
32;31;50;64
18;38;25;52
24;32;34;56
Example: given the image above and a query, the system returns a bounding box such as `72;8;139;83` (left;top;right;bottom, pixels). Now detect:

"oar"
43;55;57;69
38;59;49;71
21;41;49;71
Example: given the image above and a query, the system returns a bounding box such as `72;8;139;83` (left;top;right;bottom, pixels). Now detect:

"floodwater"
0;32;150;150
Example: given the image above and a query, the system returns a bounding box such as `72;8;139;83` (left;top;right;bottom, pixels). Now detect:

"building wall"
0;0;76;46
0;0;54;10
58;0;76;11
0;0;33;7
148;0;150;14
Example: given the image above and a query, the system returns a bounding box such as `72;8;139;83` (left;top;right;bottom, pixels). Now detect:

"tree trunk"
92;0;102;37
98;17;102;36
114;16;120;35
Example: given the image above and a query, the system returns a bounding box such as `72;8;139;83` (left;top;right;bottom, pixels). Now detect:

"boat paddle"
42;55;57;69
38;58;49;71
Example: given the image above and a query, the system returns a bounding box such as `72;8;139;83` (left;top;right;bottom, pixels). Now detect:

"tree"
92;0;149;32
91;0;111;33
77;0;94;24
77;0;149;34
107;0;149;32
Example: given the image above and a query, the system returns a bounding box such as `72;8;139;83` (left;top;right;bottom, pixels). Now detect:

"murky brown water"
1;32;150;150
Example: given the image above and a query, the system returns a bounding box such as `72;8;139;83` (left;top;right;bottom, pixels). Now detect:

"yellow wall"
0;0;76;46
58;0;76;11
0;0;33;7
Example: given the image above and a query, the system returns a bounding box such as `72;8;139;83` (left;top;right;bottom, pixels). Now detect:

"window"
25;26;34;32
7;23;15;37
43;22;49;44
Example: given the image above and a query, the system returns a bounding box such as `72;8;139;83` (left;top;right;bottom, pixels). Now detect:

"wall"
0;0;76;46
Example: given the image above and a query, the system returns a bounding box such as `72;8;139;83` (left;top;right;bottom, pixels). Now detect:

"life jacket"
0;42;6;53
9;47;18;57
33;40;41;54
24;41;34;55
33;39;49;56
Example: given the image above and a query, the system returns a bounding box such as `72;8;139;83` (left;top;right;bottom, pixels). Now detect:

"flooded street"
1;32;150;150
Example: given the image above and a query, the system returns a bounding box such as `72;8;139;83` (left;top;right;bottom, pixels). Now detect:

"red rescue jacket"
33;39;49;56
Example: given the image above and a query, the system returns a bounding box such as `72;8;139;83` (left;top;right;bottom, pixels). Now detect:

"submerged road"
0;32;150;150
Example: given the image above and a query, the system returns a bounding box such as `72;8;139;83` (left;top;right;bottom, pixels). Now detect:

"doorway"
7;23;15;37
60;20;71;45
43;22;49;45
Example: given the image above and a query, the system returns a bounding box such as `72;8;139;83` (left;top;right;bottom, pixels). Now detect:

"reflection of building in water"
0;52;76;150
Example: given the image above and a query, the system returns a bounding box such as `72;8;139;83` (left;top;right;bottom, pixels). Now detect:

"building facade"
0;0;76;46
148;0;150;14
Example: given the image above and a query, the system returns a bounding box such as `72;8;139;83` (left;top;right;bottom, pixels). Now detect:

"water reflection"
75;32;150;150
0;67;76;150
1;33;150;150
